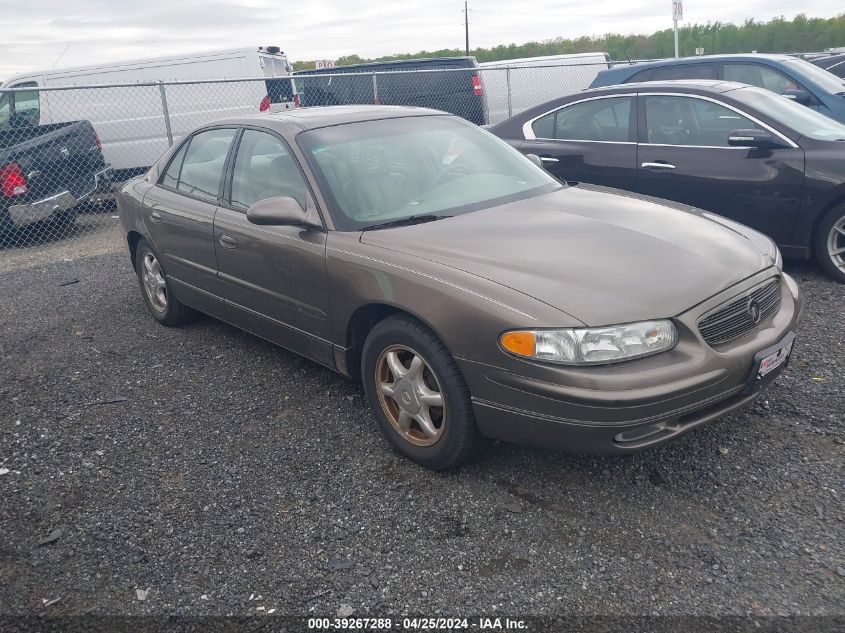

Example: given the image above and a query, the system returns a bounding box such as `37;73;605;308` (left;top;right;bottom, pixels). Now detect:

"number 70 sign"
672;0;684;21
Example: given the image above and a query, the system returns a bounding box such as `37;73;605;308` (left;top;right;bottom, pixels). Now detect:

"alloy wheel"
828;214;845;273
141;252;167;312
375;345;446;447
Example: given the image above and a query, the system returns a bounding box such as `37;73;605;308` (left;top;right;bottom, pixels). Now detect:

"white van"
0;47;297;176
480;53;611;125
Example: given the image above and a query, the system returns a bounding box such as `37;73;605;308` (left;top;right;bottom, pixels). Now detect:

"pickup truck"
0;86;110;235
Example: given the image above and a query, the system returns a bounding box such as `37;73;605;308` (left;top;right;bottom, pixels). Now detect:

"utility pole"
674;20;679;58
464;1;470;57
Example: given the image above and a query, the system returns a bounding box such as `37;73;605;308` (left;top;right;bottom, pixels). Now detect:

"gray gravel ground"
0;212;121;274
0;248;843;624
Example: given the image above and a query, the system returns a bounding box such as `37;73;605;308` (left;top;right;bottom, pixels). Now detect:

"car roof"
212;105;447;131
612;53;794;70
592;54;800;86
580;79;748;95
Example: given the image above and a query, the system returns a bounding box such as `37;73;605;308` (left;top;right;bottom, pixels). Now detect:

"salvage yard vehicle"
589;54;845;123
811;53;845;79
295;57;486;125
0;84;110;235
0;46;298;179
480;52;611;125
490;80;845;283
118;106;802;470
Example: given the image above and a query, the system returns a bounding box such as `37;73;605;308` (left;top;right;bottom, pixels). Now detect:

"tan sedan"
117;106;803;469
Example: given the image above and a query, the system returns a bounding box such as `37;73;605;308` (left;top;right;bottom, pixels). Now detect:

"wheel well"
344;304;404;382
813;195;845;242
127;231;143;269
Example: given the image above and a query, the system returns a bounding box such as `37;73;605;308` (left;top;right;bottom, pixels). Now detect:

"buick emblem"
747;298;762;324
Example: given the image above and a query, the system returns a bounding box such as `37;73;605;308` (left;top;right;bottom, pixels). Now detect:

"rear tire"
52;209;77;236
134;238;198;326
361;314;479;470
815;203;845;283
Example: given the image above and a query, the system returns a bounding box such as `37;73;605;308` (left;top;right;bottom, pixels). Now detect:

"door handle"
218;234;238;249
641;161;676;170
540;156;560;163
149;210;162;223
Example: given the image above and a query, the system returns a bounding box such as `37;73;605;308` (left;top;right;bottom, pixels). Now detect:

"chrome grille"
698;279;782;347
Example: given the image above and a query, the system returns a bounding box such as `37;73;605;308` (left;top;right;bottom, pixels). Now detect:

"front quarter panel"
799;146;845;247
325;232;583;371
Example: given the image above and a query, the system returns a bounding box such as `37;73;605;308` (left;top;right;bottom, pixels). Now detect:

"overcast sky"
2;0;840;79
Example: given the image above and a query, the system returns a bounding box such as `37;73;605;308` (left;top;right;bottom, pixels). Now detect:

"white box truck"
480;52;611;125
0;46;298;176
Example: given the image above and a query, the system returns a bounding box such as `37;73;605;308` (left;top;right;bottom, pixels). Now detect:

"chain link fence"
0;60;630;260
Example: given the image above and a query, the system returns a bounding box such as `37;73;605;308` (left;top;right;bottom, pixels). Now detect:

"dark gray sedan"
490;80;845;283
118;106;802;469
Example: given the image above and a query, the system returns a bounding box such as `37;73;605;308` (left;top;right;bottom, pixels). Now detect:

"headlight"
500;320;678;366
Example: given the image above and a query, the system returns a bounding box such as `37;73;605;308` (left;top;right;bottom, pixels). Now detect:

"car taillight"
0;163;28;197
471;74;482;96
293;94;300;108
260;95;270;112
94;130;103;152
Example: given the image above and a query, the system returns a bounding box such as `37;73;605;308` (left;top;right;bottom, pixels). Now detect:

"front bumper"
463;270;804;454
6;166;112;228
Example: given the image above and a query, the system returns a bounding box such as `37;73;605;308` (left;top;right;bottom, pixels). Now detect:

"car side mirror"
246;196;310;226
727;129;775;148
525;153;544;168
782;89;811;106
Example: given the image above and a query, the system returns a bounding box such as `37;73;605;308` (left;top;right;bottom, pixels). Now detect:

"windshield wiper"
361;214;450;232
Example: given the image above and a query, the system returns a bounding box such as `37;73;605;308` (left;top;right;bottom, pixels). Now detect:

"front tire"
815;203;845;283
134;238;198;326
361;315;479;470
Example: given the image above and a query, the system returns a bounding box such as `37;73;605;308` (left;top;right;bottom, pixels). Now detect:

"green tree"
292;13;845;68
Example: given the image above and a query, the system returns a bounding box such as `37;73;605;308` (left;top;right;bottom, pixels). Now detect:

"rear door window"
171;128;236;201
160;143;189;189
651;64;716;80
531;111;556;138
551;97;632;142
626;68;656;82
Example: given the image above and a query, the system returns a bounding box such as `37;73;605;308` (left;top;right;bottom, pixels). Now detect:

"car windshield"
783;58;845;94
737;86;845;141
298;115;560;231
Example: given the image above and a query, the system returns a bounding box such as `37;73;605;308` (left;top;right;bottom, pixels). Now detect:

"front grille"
698;278;782;347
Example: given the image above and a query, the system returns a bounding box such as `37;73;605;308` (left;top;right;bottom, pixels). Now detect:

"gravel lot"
0;211;122;275
0;242;843;624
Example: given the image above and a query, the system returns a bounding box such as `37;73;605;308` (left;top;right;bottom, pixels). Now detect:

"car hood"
359;185;772;326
